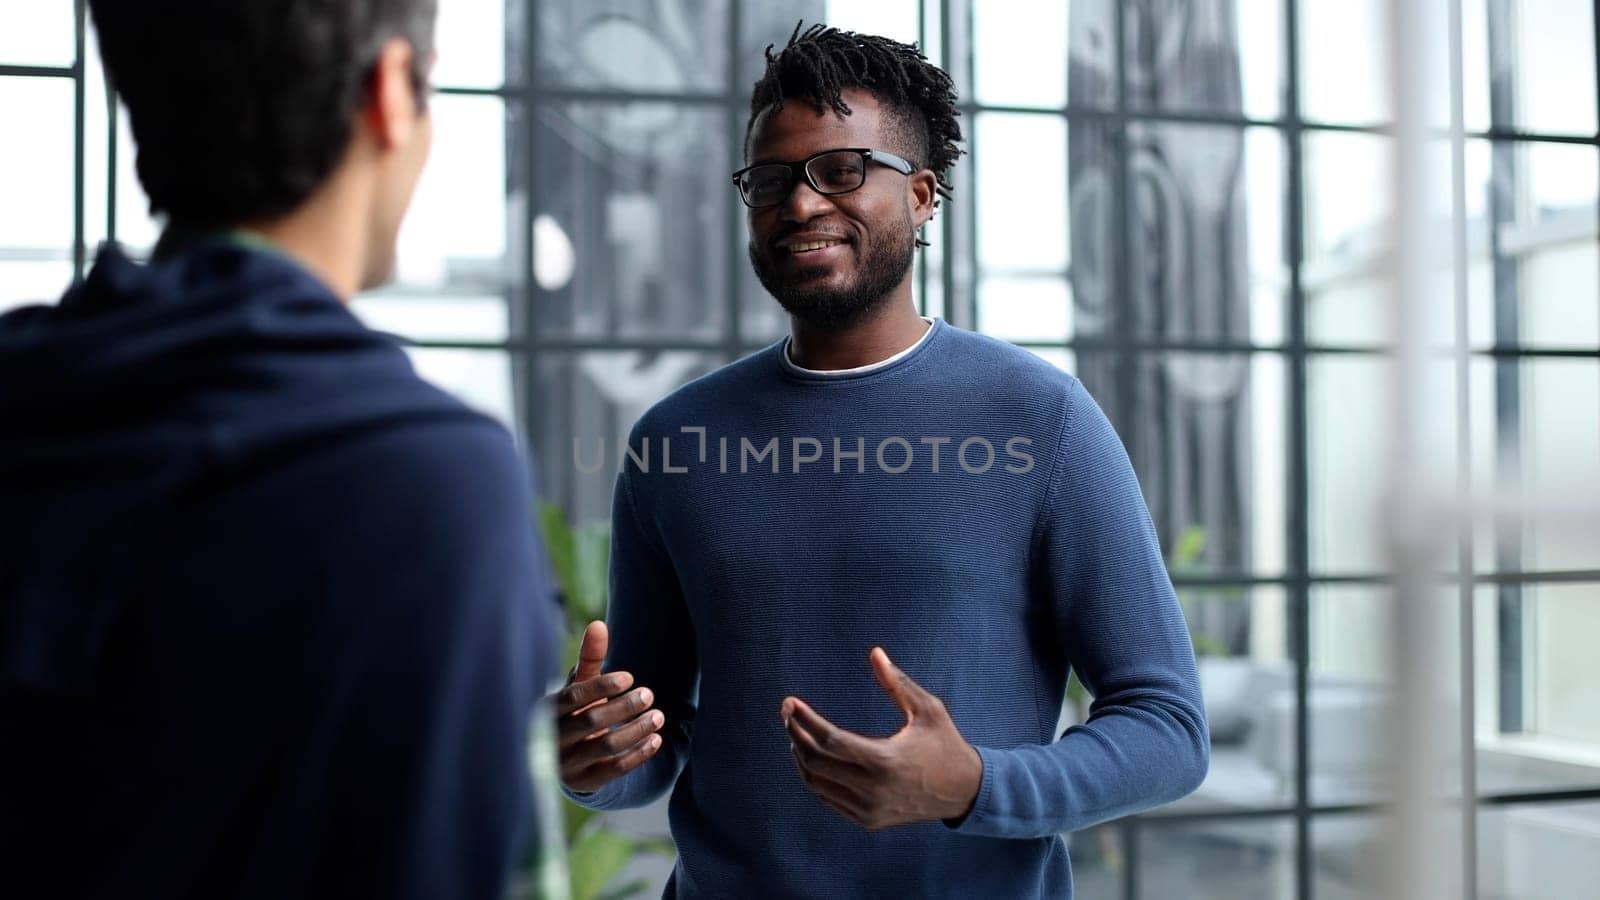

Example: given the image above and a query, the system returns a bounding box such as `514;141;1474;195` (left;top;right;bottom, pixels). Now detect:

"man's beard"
748;219;915;332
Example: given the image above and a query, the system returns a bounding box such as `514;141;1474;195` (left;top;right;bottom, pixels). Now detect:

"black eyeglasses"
731;148;917;209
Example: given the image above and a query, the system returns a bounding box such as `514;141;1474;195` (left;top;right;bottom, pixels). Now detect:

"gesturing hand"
556;621;665;795
782;647;983;830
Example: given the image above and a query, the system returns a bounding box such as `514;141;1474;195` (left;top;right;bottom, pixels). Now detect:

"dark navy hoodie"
0;241;561;899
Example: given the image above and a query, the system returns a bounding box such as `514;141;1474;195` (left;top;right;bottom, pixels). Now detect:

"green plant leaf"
571;522;612;623
569;829;637;900
562;797;600;845
1169;525;1209;573
595;879;653;900
635;836;675;857
539;502;579;604
1065;671;1090;709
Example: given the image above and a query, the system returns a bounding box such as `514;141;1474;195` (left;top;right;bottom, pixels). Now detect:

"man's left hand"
782;647;983;830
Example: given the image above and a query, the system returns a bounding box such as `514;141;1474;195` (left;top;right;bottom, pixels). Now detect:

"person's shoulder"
277;411;544;623
336;412;530;517
233;380;532;557
936;324;1078;381
932;323;1085;407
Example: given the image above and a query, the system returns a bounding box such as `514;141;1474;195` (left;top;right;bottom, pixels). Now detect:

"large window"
4;2;1598;897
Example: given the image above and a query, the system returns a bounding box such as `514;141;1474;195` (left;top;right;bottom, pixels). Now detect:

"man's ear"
364;37;424;151
909;169;939;228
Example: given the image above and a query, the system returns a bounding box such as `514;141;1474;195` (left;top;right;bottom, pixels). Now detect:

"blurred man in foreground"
0;2;561;897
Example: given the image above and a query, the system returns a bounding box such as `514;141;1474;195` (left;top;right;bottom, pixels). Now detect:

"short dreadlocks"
747;23;965;206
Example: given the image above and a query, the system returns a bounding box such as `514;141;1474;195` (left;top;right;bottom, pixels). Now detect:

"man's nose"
779;177;837;222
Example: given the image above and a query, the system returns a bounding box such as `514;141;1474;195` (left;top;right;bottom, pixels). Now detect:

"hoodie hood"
0;241;470;696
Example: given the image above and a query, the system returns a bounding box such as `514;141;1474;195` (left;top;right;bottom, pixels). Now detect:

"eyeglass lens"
740;151;867;207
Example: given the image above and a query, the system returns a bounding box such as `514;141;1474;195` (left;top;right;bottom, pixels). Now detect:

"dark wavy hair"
88;0;437;230
746;22;965;205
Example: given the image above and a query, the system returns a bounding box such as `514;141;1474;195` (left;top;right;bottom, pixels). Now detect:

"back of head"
88;0;438;231
2;0;450;703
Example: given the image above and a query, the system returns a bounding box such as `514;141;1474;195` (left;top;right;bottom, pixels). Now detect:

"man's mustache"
766;227;854;250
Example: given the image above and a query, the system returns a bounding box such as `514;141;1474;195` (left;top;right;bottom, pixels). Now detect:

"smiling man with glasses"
555;23;1209;899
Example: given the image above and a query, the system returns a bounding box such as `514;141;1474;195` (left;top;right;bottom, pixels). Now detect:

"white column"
1383;0;1467;898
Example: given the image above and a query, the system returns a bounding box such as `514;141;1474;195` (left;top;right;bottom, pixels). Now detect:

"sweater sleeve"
562;461;698;811
950;378;1210;839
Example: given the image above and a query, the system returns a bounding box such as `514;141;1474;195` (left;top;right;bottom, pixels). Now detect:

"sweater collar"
779;317;942;382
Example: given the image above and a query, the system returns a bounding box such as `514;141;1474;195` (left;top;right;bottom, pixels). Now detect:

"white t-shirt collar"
782;316;938;377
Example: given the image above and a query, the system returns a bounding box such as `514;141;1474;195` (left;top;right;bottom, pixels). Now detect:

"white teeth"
789;240;844;253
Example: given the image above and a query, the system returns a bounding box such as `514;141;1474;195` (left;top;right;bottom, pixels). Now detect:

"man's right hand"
557;621;665;795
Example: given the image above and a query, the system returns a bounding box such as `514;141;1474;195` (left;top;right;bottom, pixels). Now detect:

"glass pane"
1314;815;1395;897
0;78;75;254
1479;801;1600;900
1160;587;1293;812
396;95;510;290
1300;130;1460;349
1458;138;1498;350
1527;584;1600;745
1301;0;1469;129
1463;0;1494;133
1472;359;1600;574
1516;232;1599;349
541;0;730;93
917;219;944;322
1500;0;1598;136
1062;824;1124;897
974;0;1100;109
1475;587;1600;797
533;103;729;340
823;0;920;46
1309;354;1459;574
360;95;514;341
1488;142;1599;351
920;0;944;81
1308;586;1396;805
351;294;509;344
1075;352;1288;578
977;276;1071;342
1309;585;1469;808
405;347;517;431
532;351;725;522
1298;0;1390;125
1026;346;1075;373
1137;818;1296;899
0;260;72;314
433;0;506;89
1065;115;1117;340
1125;0;1282;120
85;24;161;256
1125;124;1286;345
975;113;1067;272
1523;582;1600;743
739;2;833;97
109;108;159;253
0;1;75;67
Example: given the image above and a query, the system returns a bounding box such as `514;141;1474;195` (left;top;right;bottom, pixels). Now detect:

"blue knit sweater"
569;319;1208;898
